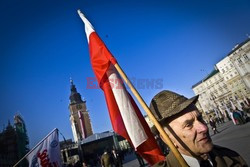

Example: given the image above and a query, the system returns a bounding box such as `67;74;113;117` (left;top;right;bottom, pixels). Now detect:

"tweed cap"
150;90;199;123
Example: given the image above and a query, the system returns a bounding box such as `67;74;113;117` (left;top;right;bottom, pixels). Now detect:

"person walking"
209;116;219;134
111;149;122;167
233;110;244;125
101;149;112;167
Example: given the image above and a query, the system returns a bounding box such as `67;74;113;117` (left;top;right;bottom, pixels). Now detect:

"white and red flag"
26;129;61;167
78;10;165;165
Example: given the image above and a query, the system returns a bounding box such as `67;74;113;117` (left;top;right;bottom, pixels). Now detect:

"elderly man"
150;90;247;167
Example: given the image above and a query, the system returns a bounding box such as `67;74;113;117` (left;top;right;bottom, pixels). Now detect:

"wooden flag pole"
114;63;188;167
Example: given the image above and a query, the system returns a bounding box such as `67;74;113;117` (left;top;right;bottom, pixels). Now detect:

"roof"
203;69;219;82
80;131;114;144
226;38;250;57
191;80;202;89
192;69;219;89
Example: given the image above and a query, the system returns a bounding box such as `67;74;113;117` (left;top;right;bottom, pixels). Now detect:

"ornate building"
228;39;250;90
69;79;93;142
192;69;228;119
192;38;250;118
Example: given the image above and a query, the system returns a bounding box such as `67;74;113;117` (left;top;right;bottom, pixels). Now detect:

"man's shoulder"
213;145;241;156
152;160;167;167
212;145;248;166
152;151;181;167
153;146;247;167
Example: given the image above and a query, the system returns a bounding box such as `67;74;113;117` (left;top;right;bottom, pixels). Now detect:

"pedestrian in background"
209;116;219;134
101;149;112;167
233;109;244;125
111;149;122;167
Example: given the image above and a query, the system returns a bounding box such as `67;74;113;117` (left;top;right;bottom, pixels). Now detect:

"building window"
237;58;243;64
230;64;233;67
222;69;225;73
243;54;249;61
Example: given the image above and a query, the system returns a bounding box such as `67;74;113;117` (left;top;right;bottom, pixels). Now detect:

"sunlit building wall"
192;38;250;116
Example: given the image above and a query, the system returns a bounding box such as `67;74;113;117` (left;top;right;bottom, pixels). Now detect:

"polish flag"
78;10;164;165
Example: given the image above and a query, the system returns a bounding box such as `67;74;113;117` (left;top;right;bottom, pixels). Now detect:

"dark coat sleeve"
211;145;248;167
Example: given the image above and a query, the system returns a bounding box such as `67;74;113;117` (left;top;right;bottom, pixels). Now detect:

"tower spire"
69;78;83;104
68;79;93;141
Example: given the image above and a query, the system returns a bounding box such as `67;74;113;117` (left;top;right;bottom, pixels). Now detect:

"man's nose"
196;121;208;133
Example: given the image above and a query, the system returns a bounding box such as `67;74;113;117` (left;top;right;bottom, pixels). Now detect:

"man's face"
165;107;213;156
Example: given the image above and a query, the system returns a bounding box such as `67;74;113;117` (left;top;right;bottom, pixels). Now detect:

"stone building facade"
192;38;250;118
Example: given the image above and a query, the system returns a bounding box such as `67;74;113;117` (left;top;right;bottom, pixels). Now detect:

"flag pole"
113;63;188;167
13;128;58;167
76;9;187;166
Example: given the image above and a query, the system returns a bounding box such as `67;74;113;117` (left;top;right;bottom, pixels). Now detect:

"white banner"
27;129;61;167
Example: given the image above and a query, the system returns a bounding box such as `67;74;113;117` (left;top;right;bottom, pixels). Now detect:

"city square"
1;0;250;166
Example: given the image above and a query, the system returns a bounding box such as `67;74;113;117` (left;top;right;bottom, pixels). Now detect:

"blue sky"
1;0;250;147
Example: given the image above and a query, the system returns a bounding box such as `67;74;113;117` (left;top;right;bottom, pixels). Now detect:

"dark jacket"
209;119;216;128
153;145;247;167
101;153;112;167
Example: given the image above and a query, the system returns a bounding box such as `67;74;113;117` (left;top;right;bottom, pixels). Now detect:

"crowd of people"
65;148;128;167
207;105;250;135
231;107;249;125
100;149;123;167
99;148;145;167
63;147;146;167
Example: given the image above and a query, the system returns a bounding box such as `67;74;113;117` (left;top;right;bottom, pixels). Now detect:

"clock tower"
69;79;93;142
